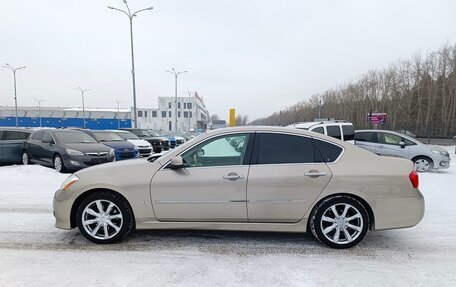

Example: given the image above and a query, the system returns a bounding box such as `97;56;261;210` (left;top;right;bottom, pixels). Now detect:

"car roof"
0;127;32;132
289;121;353;129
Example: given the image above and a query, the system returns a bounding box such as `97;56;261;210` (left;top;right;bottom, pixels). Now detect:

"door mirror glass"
197;149;205;157
170;156;184;169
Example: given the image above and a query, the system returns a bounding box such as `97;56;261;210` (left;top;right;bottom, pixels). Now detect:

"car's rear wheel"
413;156;433;172
76;191;134;244
22;151;31;165
53;155;66;173
310;195;369;249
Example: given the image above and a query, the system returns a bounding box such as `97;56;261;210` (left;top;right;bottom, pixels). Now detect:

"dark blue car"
76;129;139;160
0;128;32;164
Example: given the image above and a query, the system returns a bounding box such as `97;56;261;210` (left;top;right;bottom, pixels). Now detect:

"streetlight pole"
76;87;90;128
3;64;26;127
166;68;187;132
34;98;45;128
108;1;153;129
114;99;122;128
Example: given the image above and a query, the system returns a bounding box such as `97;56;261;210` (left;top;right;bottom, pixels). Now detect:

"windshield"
117;132;139;140
92;132;125;142
147;130;160;137
54;131;97;144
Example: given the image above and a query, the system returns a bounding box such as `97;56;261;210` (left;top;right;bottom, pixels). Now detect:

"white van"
288;120;355;141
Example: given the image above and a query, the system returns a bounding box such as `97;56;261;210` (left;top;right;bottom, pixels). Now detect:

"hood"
61;143;112;153
127;139;151;147
428;145;448;154
99;141;136;150
75;158;155;177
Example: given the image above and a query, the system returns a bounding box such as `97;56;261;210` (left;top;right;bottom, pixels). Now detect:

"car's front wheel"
310;195;369;249
53;155;66;173
76;191;134;244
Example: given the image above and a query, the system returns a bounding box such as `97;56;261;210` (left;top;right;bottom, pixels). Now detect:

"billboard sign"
366;112;387;124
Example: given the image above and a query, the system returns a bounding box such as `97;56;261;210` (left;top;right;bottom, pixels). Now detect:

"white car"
111;130;153;157
288;120;355;142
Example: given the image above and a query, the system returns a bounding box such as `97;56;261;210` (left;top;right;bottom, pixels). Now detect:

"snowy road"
0;148;455;287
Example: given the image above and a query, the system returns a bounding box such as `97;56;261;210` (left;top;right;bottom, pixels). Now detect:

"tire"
153;147;162;153
413;156;433;172
53;154;66;173
76;191;134;244
22;151;31;165
310;195;369;249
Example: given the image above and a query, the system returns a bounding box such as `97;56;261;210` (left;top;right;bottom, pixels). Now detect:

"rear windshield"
54;131;97;144
92;132;125;142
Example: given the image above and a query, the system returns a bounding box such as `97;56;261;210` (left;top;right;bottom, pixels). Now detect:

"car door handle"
304;171;326;178
376;145;385;149
223;172;245;180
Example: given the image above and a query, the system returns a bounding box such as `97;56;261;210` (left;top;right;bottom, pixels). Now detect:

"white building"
135;93;210;132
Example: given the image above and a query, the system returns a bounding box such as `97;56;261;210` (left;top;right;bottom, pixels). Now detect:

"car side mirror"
453;136;456;142
399;141;406;148
197;149;205;157
170;156;184;169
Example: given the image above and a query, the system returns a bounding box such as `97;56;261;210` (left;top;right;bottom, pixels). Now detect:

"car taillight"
409;170;419;189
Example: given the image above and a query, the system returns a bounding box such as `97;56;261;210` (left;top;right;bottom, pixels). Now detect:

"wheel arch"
308;193;375;231
70;188;136;229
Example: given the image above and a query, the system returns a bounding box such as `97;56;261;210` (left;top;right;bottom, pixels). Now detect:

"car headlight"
109;149;115;156
66;149;84;156
60;174;79;190
432;150;448;156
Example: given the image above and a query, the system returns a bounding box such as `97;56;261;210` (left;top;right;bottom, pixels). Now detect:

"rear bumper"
369;189;425;230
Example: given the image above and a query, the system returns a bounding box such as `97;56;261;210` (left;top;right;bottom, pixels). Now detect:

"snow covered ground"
0;147;455;287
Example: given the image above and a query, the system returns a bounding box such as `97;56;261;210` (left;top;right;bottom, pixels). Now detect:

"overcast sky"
1;0;455;121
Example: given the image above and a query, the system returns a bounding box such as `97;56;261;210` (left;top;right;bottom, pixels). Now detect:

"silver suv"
355;129;450;172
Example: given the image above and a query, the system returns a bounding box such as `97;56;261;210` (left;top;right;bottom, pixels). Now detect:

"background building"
0;106;132;129
135;92;210;132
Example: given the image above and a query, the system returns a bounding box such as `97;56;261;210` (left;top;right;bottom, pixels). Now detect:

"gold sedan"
54;126;424;248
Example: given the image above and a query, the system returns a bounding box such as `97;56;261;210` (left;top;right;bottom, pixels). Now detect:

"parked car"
54;126;424;248
111;130;153;157
354;129;450;172
0;128;32;164
157;132;177;148
22;129;115;172
121;128;169;153
288;120;355;141
74;129;139;161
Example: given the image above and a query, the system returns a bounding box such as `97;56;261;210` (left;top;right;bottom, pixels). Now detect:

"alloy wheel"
81;199;123;240
414;159;430;172
22;153;29;165
320;203;364;245
54;156;63;172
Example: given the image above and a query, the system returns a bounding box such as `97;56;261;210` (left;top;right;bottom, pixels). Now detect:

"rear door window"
342;125;355;141
326;126;342;140
5;131;30;140
355;132;376;143
256;133;323;164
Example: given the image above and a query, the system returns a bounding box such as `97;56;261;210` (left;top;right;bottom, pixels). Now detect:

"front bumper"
62;154;115;171
115;149;140;160
431;153;451;170
53;188;73;230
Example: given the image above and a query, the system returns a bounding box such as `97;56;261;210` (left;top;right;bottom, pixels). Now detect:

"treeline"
250;43;456;138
